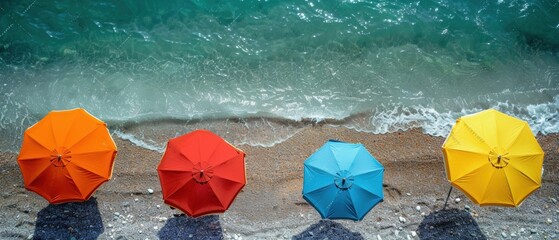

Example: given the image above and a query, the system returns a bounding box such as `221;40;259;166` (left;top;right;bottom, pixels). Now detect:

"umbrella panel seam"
460;120;493;151
66;124;113;152
22;132;56;157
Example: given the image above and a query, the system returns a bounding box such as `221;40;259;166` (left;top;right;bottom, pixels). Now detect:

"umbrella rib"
66;124;109;150
351;174;383;195
68;157;114;179
208;177;240;209
452;162;490;185
303;182;334;196
204;181;224;209
205;140;224;165
68;162;111;180
327;145;342;172
347;192;359;219
478;171;493;205
444;149;491;181
346;190;358;219
351;184;383;221
352;167;384;178
158;168;192;173
324;188;341;219
346;147;371;174
49;111;80;147
508;152;544;158
479;169;502;205
303;179;336;196
503;123;528;150
165;178;196;201
509;163;541;187
444;144;491;156
210;153;243;170
71;148;115;156
502;169;517;205
200;184;227;215
507;153;544;187
49;115;59;147
351;182;382;199
22;158;52;186
28;164;83;199
211;172;245;185
461;120;493;151
178;150;196;166
65;163;106;198
24;132;54;154
504;166;541;206
305;164;336;178
326;188;358;219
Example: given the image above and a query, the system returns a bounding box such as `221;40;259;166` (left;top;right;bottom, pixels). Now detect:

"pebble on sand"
454;198;461;203
147;189;154;194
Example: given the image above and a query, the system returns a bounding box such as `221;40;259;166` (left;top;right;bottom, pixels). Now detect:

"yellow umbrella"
442;109;544;207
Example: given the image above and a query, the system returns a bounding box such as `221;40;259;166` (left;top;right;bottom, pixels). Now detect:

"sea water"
1;0;558;152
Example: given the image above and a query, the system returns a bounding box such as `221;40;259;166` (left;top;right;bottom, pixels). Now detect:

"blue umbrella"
302;140;384;221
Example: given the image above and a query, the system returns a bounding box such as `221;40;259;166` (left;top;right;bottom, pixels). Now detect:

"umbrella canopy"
157;130;246;217
442;109;544;207
302;140;384;221
17;108;117;204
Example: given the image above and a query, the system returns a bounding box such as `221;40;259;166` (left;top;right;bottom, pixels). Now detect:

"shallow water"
1;0;558;151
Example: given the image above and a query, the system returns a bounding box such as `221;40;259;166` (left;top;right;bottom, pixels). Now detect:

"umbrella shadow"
34;197;103;240
417;208;486;240
158;215;223;240
292;220;364;240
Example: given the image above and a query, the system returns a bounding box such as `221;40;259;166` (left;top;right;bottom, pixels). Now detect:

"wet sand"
0;126;557;239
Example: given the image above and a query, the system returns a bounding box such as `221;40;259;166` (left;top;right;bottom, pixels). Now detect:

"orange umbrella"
17;108;117;204
157;130;246;217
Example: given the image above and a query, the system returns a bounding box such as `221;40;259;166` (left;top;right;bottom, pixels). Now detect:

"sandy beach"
0;125;557;240
1;1;558;239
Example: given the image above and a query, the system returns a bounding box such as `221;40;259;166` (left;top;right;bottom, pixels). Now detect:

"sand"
0;126;557;239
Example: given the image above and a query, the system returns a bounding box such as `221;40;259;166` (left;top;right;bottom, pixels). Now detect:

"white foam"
342;99;559;137
343;105;479;137
113;130;165;153
235;127;305;148
524;95;559;135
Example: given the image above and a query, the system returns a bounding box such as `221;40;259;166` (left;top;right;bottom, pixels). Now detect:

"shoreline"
1;126;557;239
3;103;558;153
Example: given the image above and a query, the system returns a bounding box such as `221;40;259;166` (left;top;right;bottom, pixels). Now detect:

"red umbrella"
157;130;246;217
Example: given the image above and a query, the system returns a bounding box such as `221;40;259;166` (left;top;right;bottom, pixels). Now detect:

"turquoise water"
1;0;558;151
